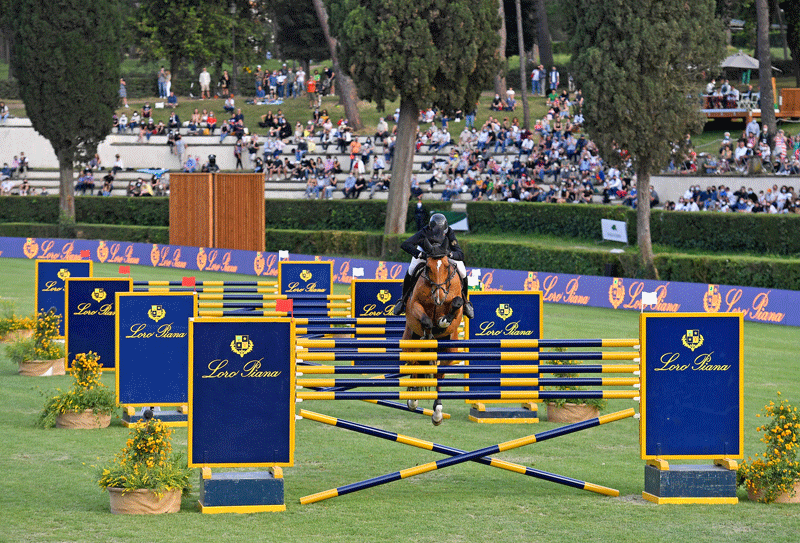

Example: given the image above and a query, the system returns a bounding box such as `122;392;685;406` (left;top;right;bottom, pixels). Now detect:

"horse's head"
422;238;454;307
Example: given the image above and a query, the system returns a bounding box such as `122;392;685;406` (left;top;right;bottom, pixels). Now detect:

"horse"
402;239;464;425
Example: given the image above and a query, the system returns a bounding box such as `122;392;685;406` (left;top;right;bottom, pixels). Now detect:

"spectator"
18;178;30;195
199;67;211;100
549;66;560;92
490;94;503;111
112;154;124;175
342;173;356;198
157;66;167;99
220;70;231;97
206;111;217;134
119;77;128;108
167;91;178;109
223;95;235;113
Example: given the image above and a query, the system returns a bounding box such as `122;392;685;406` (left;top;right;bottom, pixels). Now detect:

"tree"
331;0;500;246
494;0;507;97
570;0;724;279
535;0;553;70
311;0;362;130
782;0;800;86
515;0;530;129
12;0;121;232
757;0;776;139
271;0;329;68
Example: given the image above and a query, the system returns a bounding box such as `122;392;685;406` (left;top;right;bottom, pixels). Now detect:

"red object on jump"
80;250;90;258
119;265;130;274
182;276;196;287
275;298;294;315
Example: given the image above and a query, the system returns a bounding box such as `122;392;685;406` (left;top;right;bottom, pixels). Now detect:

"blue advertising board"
465;291;543;397
278;261;332;296
350;279;402;318
65;278;132;371
35;260;93;337
189;318;295;467
640;313;743;460
116;292;197;406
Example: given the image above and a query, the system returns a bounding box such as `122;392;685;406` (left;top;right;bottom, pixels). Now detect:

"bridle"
422;255;456;306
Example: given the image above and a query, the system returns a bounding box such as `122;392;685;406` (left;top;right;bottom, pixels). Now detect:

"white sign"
601;219;628;244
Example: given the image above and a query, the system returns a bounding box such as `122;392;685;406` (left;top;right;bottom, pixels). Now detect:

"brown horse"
403;240;464;425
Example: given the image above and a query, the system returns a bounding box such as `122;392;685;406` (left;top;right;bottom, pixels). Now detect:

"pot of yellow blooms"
36;351;116;429
0;300;35;342
737;393;800;503
98;413;191;514
544;350;607;423
5;309;65;376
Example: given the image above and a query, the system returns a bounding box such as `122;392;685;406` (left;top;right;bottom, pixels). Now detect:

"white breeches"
408;256;466;278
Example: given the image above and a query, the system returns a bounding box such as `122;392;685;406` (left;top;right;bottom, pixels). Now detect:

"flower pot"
2;329;33;342
18;358;65;377
746;481;800;504
55;409;111;429
546;402;599;423
108;487;181;515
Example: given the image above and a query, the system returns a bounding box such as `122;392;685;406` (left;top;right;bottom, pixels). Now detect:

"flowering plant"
545;348;607;410
98;417;191;497
5;309;63;363
737;394;800;503
0;300;35;337
35;351;116;428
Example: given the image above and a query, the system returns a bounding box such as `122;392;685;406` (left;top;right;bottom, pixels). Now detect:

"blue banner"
189;318;295;467
116;292;196;405
466;291;543;395
3;237;798;327
350;279;402;318
640;313;743;460
65;278;132;371
278;261;333;295
35;259;93;337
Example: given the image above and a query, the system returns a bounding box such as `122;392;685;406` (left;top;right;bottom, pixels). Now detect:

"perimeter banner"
3;237;796;326
278;261;333;295
116;292;196;406
189;318;295;468
35;259;93;336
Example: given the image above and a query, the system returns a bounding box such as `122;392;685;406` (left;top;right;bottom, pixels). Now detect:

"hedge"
0;222;168;244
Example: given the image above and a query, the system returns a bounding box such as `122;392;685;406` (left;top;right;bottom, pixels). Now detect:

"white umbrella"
720;51;760;70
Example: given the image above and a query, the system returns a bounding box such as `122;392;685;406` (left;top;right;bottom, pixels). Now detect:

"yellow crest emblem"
150;244;160;267
377;289;392;304
148;305;166;322
91;288;107;302
608;278;625;309
300;269;312;282
97;241;109;263
253;252;265;276
57;268;71;281
23;238;39;259
523;272;540;292
703;284;721;313
681;329;704;351
495;303;513;320
231;335;254;358
196;248;207;271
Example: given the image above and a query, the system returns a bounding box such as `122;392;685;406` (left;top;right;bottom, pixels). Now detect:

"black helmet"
429;213;448;237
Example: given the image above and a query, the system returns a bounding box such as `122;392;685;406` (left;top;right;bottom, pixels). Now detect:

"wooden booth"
169;173;265;252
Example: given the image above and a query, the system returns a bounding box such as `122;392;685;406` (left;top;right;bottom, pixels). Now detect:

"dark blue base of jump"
122;410;187;425
199;471;284;508
644;464;736;498
468;405;539;423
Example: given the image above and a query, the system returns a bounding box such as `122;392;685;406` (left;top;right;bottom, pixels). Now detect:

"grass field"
1;258;799;542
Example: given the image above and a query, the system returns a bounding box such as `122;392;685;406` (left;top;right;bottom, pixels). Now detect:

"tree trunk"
58;152;75;237
757;0;777;140
311;0;363;130
382;98;416;254
535;0;553;72
635;168;658;280
494;0;507;97
515;0;529;129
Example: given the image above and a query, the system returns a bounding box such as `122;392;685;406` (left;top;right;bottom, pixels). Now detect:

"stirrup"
463;301;474;319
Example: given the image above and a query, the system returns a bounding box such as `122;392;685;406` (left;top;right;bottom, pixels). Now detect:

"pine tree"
12;0;121;232
570;0;724;278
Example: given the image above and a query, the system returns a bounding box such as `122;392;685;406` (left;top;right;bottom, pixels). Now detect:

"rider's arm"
400;231;425;257
446;229;464;261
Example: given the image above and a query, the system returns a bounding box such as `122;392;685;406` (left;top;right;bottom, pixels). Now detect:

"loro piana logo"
608;278;625;309
91;288;107;302
703;284;721;312
300;269;312;282
57;268;70;281
231;335;253;357
377;289;392;304
148;305;166;322
495;303;513;320
681;329;704;351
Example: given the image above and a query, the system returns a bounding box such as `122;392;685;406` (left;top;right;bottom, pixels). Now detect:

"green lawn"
1;258;799;542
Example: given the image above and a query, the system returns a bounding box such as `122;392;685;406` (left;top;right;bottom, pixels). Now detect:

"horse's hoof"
431;400;443;426
437;317;451;328
407;399;419;410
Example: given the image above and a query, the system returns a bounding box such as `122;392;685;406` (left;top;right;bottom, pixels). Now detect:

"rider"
392;213;474;319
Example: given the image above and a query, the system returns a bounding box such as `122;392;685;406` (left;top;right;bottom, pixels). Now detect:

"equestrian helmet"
429;213;448;237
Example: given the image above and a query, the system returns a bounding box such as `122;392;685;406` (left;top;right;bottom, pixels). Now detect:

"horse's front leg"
406;299;434;339
436;297;463;329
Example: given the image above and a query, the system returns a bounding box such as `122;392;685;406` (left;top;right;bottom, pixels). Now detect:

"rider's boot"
461;278;474;319
392;272;416;315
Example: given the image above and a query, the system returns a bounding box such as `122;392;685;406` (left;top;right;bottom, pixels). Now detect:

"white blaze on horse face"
437;260;442;271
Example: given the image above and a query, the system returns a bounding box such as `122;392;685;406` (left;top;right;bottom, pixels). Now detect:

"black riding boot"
392;272;417;315
461;278;474;319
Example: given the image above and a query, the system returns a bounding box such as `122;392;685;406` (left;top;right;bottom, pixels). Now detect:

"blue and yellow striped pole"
295;327;407;336
296;364;640;375
296;351;639;362
299;408;635;504
297;377;640;388
133;280;277;287
296;390;639;401
297;338;639;349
